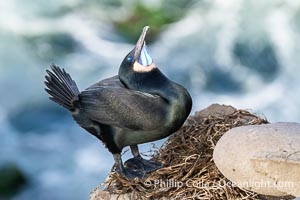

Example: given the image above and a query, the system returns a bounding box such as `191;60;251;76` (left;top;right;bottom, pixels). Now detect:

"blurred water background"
1;0;300;199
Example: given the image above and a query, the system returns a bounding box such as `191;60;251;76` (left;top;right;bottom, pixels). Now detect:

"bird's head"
118;26;169;93
118;26;190;103
119;26;157;77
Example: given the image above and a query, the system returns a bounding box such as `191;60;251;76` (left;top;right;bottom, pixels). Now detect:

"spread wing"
79;76;168;131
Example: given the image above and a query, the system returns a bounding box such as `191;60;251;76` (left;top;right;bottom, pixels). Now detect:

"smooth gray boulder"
213;122;300;197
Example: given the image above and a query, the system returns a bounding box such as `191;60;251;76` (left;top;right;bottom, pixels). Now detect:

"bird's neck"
119;68;175;102
119;67;192;132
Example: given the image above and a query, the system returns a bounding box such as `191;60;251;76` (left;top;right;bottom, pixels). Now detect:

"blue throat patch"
139;44;153;66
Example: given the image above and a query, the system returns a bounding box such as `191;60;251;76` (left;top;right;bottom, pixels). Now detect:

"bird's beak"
134;26;153;66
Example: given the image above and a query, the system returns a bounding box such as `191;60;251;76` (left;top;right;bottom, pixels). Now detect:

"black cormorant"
44;26;192;178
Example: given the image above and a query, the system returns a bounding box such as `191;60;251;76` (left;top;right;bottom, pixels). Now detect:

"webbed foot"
112;153;147;179
112;164;147;179
124;156;162;173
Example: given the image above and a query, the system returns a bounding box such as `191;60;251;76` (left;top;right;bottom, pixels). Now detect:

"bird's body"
75;74;191;153
45;26;192;178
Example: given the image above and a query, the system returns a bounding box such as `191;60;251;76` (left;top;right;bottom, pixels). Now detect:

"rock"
213;122;300;197
90;186;169;200
90;189;129;200
194;103;236;118
0;163;26;197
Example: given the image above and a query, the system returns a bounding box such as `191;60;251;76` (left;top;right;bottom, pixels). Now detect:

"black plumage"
44;26;192;178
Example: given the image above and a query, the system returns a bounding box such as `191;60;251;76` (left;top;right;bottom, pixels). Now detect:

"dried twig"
101;108;292;199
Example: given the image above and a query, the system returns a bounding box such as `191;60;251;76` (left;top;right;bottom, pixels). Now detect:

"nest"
98;104;293;200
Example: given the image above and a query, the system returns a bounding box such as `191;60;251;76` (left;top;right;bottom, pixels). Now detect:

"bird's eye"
127;56;133;62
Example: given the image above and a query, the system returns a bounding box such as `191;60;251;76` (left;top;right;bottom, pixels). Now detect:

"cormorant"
44;26;192;178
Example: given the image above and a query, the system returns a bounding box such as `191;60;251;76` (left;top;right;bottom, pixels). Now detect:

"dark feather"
45;71;73;98
44;64;80;111
80;76;167;131
44;79;72;102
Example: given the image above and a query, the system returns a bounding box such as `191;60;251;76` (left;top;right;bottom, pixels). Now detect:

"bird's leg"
130;144;142;159
112;154;125;174
112;153;145;179
124;145;162;173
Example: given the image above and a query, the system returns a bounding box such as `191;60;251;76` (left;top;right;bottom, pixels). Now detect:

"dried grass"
101;105;293;200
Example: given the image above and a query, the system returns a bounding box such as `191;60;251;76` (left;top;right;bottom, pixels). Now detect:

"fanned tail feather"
44;64;80;111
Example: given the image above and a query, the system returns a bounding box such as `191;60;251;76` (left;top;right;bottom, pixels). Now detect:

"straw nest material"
92;104;294;200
